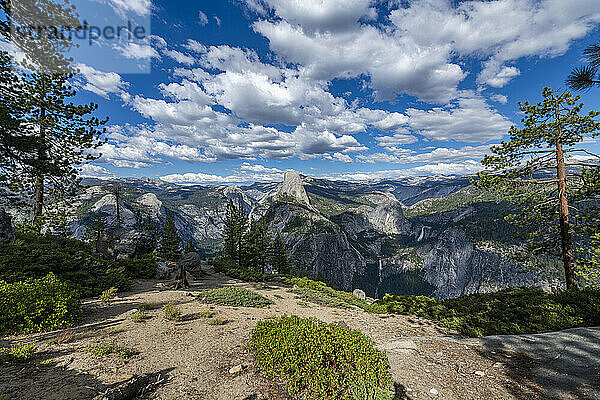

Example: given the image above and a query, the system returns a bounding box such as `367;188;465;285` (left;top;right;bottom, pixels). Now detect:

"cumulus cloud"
79;164;117;179
162;163;285;184
324;160;484;181
405;96;511;142
117;42;160;60
163;49;196;65
75;63;129;98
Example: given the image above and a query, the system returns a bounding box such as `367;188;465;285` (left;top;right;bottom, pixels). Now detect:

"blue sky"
54;0;600;183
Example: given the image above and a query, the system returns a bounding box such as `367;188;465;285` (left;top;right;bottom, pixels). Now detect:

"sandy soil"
0;274;549;400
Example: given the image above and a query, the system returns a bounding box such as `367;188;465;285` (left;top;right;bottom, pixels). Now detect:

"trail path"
1;273;596;399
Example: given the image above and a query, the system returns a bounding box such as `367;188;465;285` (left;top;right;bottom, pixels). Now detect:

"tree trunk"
33;174;44;226
555;137;578;289
33;78;47;229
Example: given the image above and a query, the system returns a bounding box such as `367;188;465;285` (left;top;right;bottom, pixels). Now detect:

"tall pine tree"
477;87;600;289
269;233;290;275
159;211;181;262
222;199;247;267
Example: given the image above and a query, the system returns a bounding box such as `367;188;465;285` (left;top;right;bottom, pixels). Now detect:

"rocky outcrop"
0;208;15;243
421;228;556;300
267;201;365;291
177;252;206;278
95;228;156;259
277;171;310;206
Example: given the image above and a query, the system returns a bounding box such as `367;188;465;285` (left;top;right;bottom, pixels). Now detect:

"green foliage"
0;342;37;363
0;273;80;334
0;231;138;297
158;211;182;261
85;344;135;359
243;217;271;274
222;199;247;268
139;302;157;311
131;311;150;323
376;287;600;337
184;239;196;254
99;287;118;303
208;317;226;325
199;309;215;318
198;287;273;308
162;302;182;321
285;277;373;311
248;315;393;400
270;233;291;274
477;87;600;288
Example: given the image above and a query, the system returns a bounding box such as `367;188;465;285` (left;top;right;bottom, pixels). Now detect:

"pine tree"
270;233;290;275
222;199;247;267
184;239;196;254
477;87;600;289
86;212;106;251
243;217;270;273
0;1;106;230
159;211;181;261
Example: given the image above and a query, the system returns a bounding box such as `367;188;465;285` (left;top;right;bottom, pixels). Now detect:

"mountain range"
69;172;563;300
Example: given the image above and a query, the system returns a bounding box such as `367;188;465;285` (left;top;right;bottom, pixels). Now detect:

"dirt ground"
0;274;554;400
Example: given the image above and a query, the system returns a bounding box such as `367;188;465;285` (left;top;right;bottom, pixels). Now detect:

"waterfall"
375;258;383;299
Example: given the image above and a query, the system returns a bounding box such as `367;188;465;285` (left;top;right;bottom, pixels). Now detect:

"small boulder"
156;261;177;280
177;252;205;277
229;364;244;374
0;208;15;244
352;289;366;301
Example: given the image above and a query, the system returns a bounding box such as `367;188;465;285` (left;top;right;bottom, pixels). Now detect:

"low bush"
198;287;273;308
0;342;37;362
0;273;80;334
285;277;374;311
139;302;157;311
99;287;118;303
208;317;226;325
131;311;150;323
163;303;182;321
199;309;215;318
85;344;135;359
248;315;393;400
376;287;600;337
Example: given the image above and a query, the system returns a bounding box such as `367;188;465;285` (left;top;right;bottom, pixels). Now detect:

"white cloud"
79;164;116;179
198;10;209;26
324;160;484;181
163;49;196;65
256;0;376;32
107;0;152;17
162;163;285;184
490;94;508;104
75;63;129;98
214;16;222;26
117;43;160;60
405;96;511;142
184;39;207;53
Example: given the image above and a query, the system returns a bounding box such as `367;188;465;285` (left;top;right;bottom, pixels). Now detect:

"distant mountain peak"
277;171;310;205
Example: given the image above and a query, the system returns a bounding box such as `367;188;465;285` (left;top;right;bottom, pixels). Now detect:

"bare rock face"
0;208;15;244
136;193;163;218
277;171;310;206
266;201;365;291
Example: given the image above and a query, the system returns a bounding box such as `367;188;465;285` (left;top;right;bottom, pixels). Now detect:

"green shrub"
131;311;150;323
85;344;135;359
0;342;37;362
208;317;226;325
139;302;157;311
199;309;215;318
249;316;393;400
285;277;374;310
198;287;273;308
99;287;118;302
163;303;182;321
375;287;600;337
0;231;136;298
0;273;80;334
